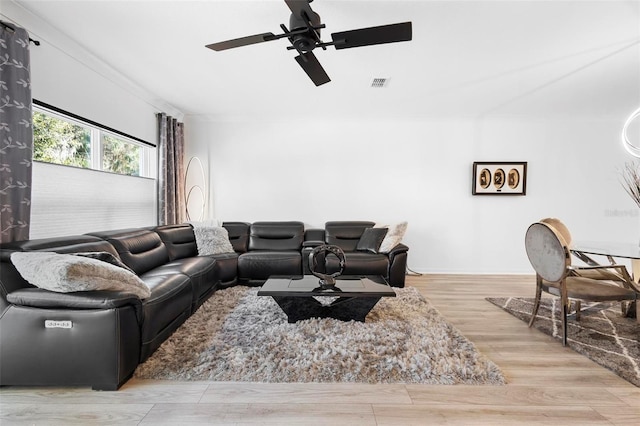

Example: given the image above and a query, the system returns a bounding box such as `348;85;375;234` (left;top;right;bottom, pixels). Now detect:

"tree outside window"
32;111;91;168
32;107;152;178
102;134;141;176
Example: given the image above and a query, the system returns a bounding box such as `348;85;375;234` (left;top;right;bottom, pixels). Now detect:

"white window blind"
30;161;157;239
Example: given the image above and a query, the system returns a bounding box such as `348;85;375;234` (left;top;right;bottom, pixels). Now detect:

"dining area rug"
134;286;505;385
487;297;640;387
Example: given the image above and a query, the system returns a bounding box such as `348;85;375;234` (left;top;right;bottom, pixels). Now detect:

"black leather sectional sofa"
0;221;408;390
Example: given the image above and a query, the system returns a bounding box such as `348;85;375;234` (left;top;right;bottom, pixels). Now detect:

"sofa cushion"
92;229;170;275
10;252;151;299
325;221;375;252
248;221;304;251
155;224;198;260
356;227;388;253
137;272;193;361
144;256;217;310
326;252;389;277
376;221;408;253
238;251;301;280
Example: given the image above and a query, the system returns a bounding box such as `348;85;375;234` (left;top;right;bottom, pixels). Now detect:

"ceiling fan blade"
331;22;412;50
295;52;331;86
205;33;275;51
284;0;314;20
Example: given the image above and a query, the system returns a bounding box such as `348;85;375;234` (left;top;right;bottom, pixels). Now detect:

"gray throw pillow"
11;251;151;299
192;226;235;255
376;221;408;253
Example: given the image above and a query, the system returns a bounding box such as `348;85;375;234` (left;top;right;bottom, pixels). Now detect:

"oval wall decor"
472;162;527;195
184;156;207;221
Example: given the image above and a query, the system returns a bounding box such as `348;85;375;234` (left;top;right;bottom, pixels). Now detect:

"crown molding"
1;0;184;120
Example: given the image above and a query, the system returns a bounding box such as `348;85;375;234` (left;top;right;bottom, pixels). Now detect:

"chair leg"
560;283;570;347
622;300;639;321
575;300;581;321
529;276;543;327
562;298;568;346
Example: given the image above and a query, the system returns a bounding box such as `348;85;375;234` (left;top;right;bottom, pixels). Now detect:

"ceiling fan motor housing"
206;0;413;87
289;11;321;52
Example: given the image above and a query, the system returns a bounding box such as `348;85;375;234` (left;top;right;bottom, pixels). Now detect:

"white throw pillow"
375;221;408;253
191;225;235;255
11;251;151;299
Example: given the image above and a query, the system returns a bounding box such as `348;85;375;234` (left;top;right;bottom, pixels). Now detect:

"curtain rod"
1;20;40;46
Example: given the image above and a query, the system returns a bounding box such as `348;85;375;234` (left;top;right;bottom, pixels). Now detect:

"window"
29;101;158;239
32;110;91;168
32;103;155;178
102;133;141;176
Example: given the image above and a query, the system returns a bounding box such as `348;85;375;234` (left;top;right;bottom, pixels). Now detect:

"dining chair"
539;217;638;319
524;221;639;346
540;217;611;268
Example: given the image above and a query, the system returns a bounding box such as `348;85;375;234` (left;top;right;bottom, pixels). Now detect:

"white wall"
186;115;637;274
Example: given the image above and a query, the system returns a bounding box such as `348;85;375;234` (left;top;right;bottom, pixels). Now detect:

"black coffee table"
257;275;396;323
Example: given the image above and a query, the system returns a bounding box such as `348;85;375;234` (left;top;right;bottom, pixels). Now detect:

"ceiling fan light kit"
206;0;412;86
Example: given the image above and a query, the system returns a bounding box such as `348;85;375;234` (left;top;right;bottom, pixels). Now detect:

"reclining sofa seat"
0;235;144;391
227;221;305;284
303;221;408;288
87;228;199;362
154;224;239;291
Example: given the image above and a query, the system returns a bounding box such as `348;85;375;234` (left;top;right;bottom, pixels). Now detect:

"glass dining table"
571;241;640;291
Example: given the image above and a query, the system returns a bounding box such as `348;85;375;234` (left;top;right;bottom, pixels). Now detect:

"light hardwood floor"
1;274;639;425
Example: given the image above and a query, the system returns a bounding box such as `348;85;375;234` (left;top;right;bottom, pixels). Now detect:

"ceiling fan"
205;0;412;86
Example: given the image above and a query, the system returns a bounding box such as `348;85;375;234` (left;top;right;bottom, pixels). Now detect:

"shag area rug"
487;297;640;387
135;286;505;384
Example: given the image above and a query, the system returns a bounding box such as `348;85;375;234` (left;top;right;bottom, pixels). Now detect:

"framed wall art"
472;162;527;195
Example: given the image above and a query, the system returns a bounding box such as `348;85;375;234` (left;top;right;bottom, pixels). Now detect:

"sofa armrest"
7;288;143;317
302;240;324;248
1;290;142;390
301;240;325;274
386;243;409;288
387;243;409;258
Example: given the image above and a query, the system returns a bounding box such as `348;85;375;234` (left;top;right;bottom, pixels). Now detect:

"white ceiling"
9;0;640;121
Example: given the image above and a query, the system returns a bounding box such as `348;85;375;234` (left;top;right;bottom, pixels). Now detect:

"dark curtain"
0;23;33;243
157;113;185;225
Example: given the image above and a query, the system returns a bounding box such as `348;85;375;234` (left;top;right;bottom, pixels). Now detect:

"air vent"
371;78;388;88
